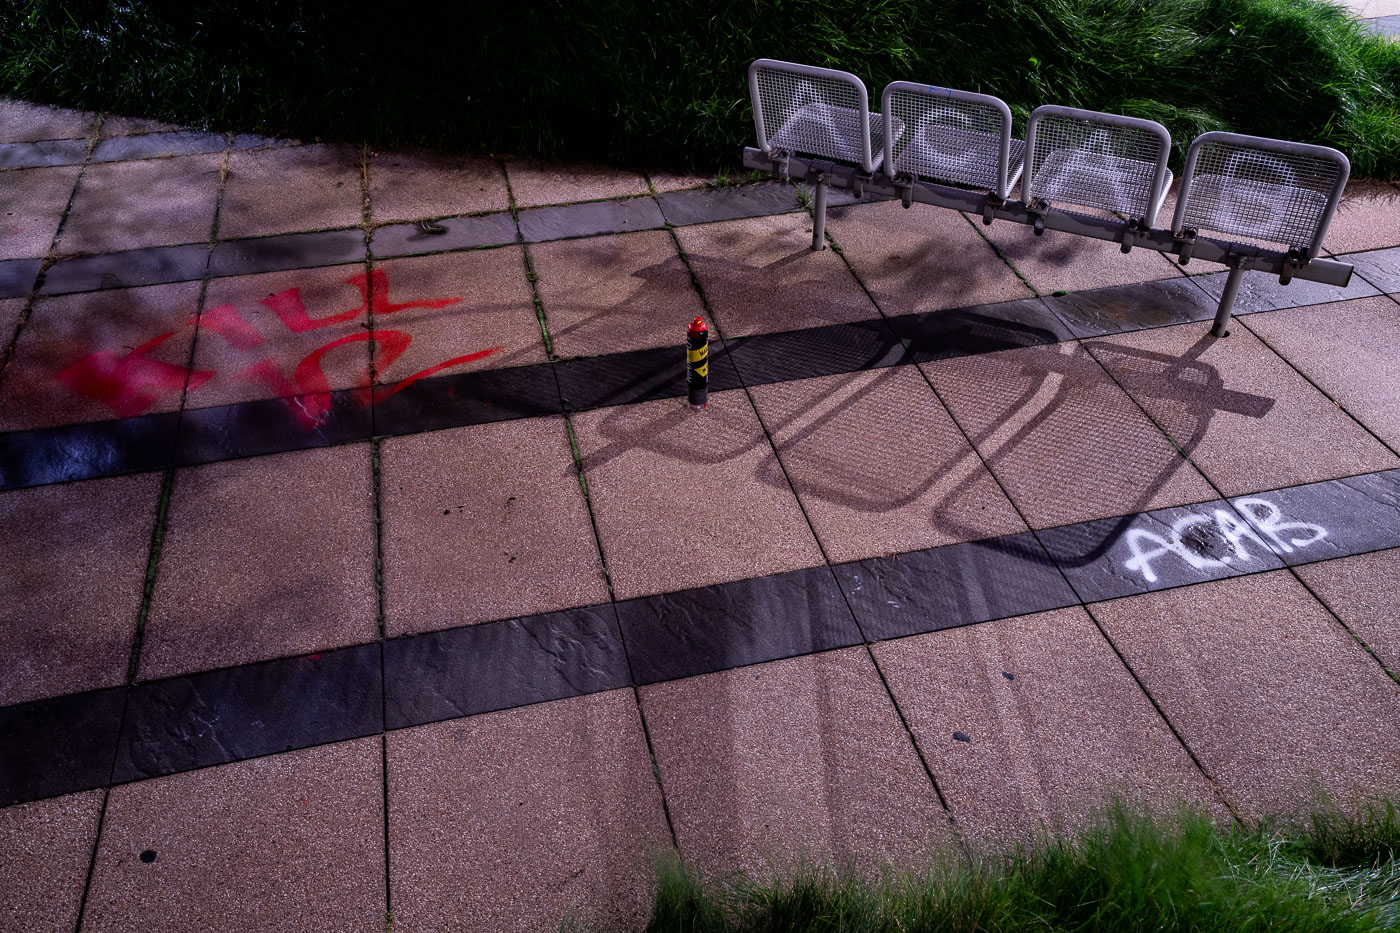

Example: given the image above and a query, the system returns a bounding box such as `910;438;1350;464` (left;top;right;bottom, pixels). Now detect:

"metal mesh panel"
754;65;881;168
1180;141;1340;252
1028;113;1168;216
886;88;1022;192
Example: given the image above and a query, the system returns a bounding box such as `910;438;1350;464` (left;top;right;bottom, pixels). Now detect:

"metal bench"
742;58;1355;339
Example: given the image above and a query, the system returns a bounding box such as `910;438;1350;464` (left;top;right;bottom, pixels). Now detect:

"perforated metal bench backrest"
1024;105;1172;223
1172;132;1349;260
748;59;886;174
882;82;1022;200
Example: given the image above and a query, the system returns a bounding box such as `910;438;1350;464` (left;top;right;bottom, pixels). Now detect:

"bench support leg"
811;177;828;251
1211;262;1245;337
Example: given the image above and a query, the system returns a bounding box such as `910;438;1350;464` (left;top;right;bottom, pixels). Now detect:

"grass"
604;800;1400;932
1;0;1397;177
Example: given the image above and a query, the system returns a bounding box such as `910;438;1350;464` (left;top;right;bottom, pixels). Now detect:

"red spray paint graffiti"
54;269;503;428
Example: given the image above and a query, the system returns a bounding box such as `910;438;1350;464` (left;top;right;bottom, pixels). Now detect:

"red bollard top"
688;316;707;336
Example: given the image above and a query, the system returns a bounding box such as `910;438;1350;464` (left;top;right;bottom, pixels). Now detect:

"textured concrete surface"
219;144;364;239
0;165;80;260
83;738;385;932
0;281;202;431
1244;296;1400;449
60;154;222;255
643;649;954;878
141;444;377;679
0;473;159;705
505;159;650;207
827;200;1034;314
572;390;825;599
387;689;671;933
926;341;1216;528
749;366;1026;561
1324;180;1400;254
1294;547;1400;673
368;150;509;222
874;607;1225;846
531;229;707;357
1090;571;1400;816
0;788;103;933
646;168;716;192
1089;322;1399;496
979;220;1185;294
676;213;880;336
0;99;96;144
380;416;608;635
371;247;547;382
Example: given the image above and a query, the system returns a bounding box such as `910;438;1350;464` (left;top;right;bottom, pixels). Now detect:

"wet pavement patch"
1041;277;1219;337
1191;264;1379;315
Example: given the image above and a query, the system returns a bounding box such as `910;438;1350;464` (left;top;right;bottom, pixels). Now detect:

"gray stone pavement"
1;95;1400;932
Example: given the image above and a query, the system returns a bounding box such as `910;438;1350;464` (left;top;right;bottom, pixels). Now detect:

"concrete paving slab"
888;298;1073;361
219;144;364;239
140;444;377;679
1;296;23;344
1089;571;1400;816
0;472;158;705
532;229;706;357
0;165;80;260
368;150;509;222
517;196;665;243
643;649;953;878
677;213;880;336
40;244;208;294
572;390;825;599
750;367;1025;561
1087;322;1399;496
0;281;202;431
86;738;384;932
874;607;1222;846
0;99;97;143
647;168;717;193
827;200;1033;314
725;318;910;386
60;154;221;255
372;248;548;385
979;220;1184;294
0;788;102;933
387;689;671;933
1346;246;1400;293
616;565;863;684
834;532;1077;641
0;412;179;491
657;182;800;226
0;138;88;170
193;265;370;409
1041;276;1220;337
89;130;227;163
380;416;608;636
1364;12;1400;33
208;228;366;278
505;158;650;207
384;603;630;728
0;257;41;298
115;643;382;782
1294;547;1400;672
1324;179;1400;254
1245;296;1400;448
369;211;517;259
925;341;1216;528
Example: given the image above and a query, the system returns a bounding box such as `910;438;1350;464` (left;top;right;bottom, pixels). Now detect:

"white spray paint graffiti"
1122;497;1327;583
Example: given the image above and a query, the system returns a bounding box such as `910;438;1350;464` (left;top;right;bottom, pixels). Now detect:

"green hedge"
3;0;1398;177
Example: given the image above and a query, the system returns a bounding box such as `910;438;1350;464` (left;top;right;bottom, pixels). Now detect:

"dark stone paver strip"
749;366;1025;561
88;129;228;163
0;687;125;806
1088;322;1399;496
0;165;81;261
1041;276;1220;337
60;154;222;255
616;565;863;684
1228;468;1400;565
724;318;910;385
39;243;209;294
0;473;160;706
368;211;517;259
86;739;385;932
175;390;374;465
874;607;1225;845
1190;263;1380;314
656;181;800;226
140;445;379;680
0;258;42;299
0;412;181;490
553;342;743;410
0;789;102;931
827;200;1034;314
386;690;670;933
379;417;609;636
0;138;89;170
516;196;666;243
372;360;562;436
886;298;1073;361
1089;571;1400;816
208;228;367;278
1346;246;1400;294
642;649;954;876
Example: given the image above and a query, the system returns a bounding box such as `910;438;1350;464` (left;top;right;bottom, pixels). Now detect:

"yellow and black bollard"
686;316;708;409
